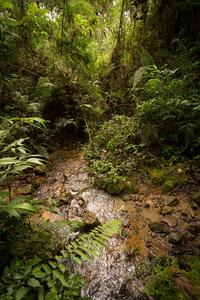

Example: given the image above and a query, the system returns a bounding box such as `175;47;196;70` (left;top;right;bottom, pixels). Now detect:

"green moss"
149;165;187;192
146;256;200;300
149;168;166;184
163;177;177;192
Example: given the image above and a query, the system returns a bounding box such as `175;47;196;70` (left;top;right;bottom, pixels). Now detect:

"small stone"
190;200;198;210
192;191;200;205
145;240;151;248
131;194;139;201
121;194;130;201
70;199;80;208
169;232;183;244
187;224;200;235
184;232;196;241
163;195;178;206
122;218;131;228
34;165;47;175
160;232;168;238
182;216;192;223
59;191;73;205
161;206;173;215
163;216;178;228
71;207;79;216
70;189;79;195
76;207;83;217
149;221;170;233
78;199;85;207
120;209;127;216
151;232;157;238
83;211;99;226
181;212;188;217
144;201;151;208
80;191;90;203
16;184;32;195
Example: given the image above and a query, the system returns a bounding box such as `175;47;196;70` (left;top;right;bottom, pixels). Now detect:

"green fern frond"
64;219;120;265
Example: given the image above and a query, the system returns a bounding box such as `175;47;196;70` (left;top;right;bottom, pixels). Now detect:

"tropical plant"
63;219;121;264
0;219;120;299
85;115;144;193
0;257;86;300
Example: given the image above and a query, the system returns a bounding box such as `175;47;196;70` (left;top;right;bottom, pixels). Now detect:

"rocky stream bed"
9;145;200;299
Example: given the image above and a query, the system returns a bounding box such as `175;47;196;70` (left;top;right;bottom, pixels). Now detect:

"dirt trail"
34;146;200;299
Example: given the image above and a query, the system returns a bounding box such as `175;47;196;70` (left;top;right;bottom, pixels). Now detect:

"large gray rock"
79;238;148;300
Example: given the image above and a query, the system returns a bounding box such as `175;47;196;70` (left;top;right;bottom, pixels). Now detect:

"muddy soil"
9;145;200;299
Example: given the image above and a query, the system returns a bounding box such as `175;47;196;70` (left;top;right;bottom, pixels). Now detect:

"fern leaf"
71;249;93;262
78;245;100;257
70;255;82;265
63;219;121;265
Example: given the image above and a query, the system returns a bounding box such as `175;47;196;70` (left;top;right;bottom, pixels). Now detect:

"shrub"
85;115;144;194
147;256;200;300
0;257;85;300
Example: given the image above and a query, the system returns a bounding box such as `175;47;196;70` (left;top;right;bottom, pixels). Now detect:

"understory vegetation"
147;256;200;300
0;0;200;299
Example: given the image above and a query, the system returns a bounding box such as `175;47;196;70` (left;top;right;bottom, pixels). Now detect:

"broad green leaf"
45;291;57;300
13;164;33;173
0;130;6;136
49;261;56;269
16;287;29;300
42;264;51;275
8;202;37;213
32;271;46;279
27;277;41;288
18;148;26;155
24;264;33;276
26;158;44;165
0;157;18;165
3;207;20;217
14;273;24;280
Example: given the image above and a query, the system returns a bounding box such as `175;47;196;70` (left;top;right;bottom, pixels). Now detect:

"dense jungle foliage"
0;0;200;299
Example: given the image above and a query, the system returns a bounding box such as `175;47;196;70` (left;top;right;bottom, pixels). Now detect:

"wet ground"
8;145;200;299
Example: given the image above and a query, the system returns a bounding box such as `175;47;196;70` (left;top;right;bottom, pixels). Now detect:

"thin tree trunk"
60;0;66;56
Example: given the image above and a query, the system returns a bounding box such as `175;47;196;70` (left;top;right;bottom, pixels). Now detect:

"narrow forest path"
34;145;199;299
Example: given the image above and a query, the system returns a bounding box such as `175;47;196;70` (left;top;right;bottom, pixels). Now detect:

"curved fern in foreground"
59;219;121;265
0;220;120;299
